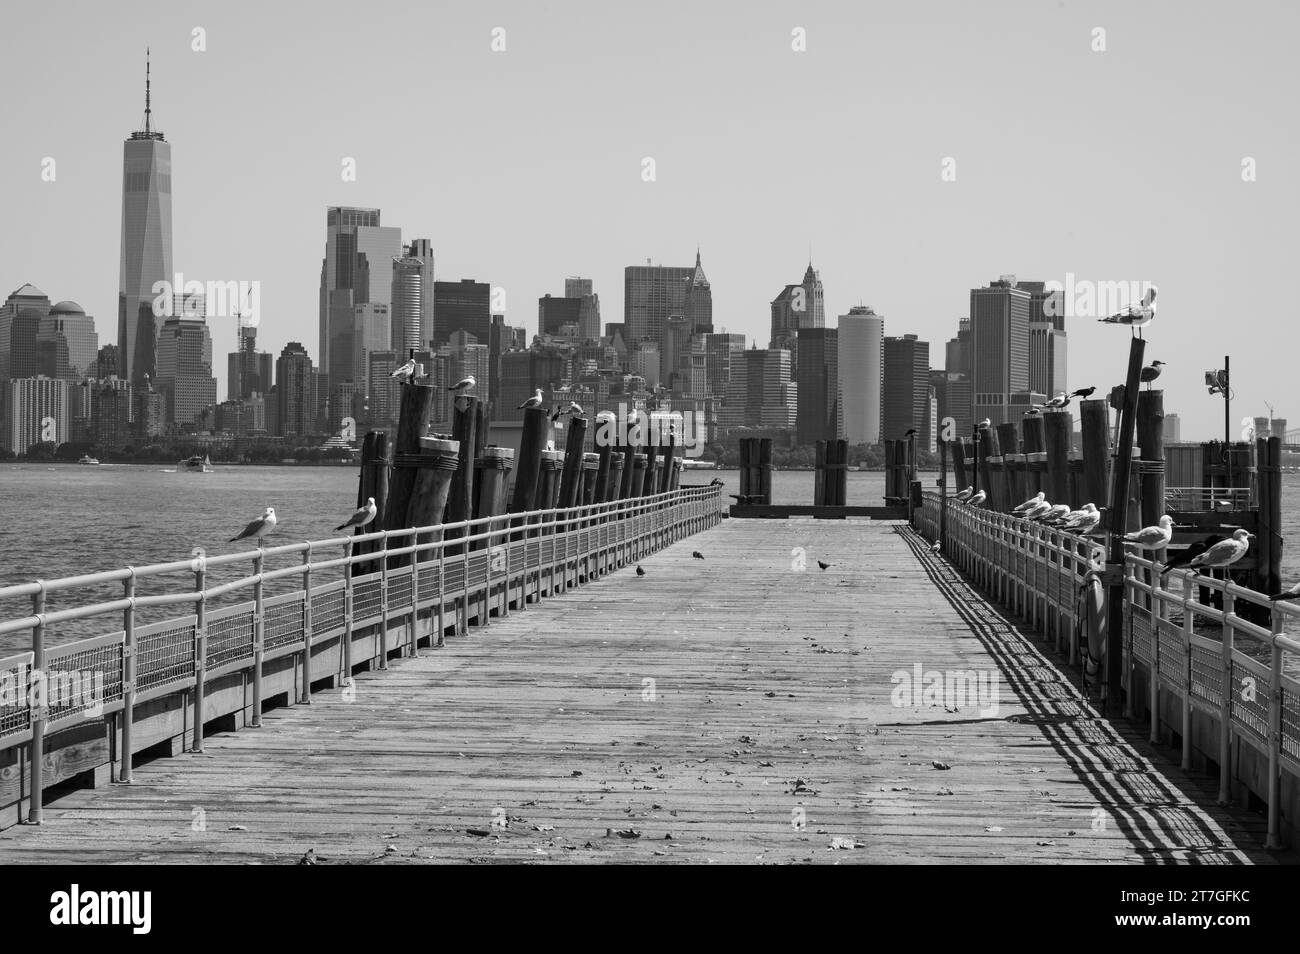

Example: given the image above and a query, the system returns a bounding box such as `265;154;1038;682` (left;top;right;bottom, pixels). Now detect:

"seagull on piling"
954;486;974;502
518;388;544;409
1160;535;1224;578
1013;492;1046;514
905;428;917;438
1189;529;1253;573
968;490;988;507
448;374;476;393
1122;514;1173;551
1269;581;1300;602
1140;360;1165;389
1036;393;1070;411
551;401;583;422
391;358;417;381
230;507;277;544
1070;386;1096;399
976;419;991;430
1098;286;1157;337
336;497;377;531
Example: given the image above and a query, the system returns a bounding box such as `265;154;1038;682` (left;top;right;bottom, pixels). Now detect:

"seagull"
391;358;417;381
929;541;940;553
230;507;277;543
1024;407;1041;416
1062;503;1101;532
518;388;544;409
1160;535;1224;577
448;374;476;392
1122;514;1173;550
1023;500;1053;521
709;477;724;486
1269;581;1300;602
1140;360;1165;389
551;401;583;422
1036;503;1072;524
1036;393;1070;411
904;428;917;438
692;551;705;560
976;419;991;430
1189;529;1253;573
336;497;377;531
968;490;988;507
1070;386;1096;399
1098;286;1157;337
954;486;974;502
817;560;831;571
1013;492;1046;514
636;565;646;577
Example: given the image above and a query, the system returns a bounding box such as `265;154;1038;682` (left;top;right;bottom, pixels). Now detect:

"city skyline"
1;1;1296;440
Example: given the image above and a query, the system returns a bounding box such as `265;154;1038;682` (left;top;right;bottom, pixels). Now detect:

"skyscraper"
275;342;315;437
969;276;1032;428
623;251;711;348
154;314;217;426
1;376;68;453
796;327;839;444
36;301;99;381
432;279;491;351
391;239;434;355
565;277;602;341
538;294;583;336
227;322;272;401
838;306;883;445
770;262;825;368
118;52;173;387
882;334;930;444
319;207;401;396
703;333;746;399
0;283;49;381
1024;281;1067;400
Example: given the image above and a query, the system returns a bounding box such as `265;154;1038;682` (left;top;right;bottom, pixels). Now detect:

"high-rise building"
226;322;272;401
444;330;491;408
882;334;930;444
1028;320;1068;401
564;277;602;341
432;279;491;350
721;348;795;428
391;239;434;355
770;262;825;369
366;350;401;428
538;294;583;336
969;276;1032;428
838;306;883;445
92;378;133;449
623;251;712;347
35;301;98;382
96;344;121;380
1;376;69;453
319;206;401;396
633;341;661;389
703;333;746;399
796;327;839;444
0;283;49;381
945;318;971;377
154;315;217;426
499;349;567;423
118;53;173;387
275;342;315;437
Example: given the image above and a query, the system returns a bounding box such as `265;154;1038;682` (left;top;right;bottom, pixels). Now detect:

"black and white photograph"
0;0;1295;925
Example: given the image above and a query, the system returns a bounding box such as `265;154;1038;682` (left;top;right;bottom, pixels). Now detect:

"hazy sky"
2;0;1296;440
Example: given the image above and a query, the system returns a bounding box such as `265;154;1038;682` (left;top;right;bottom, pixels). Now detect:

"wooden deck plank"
0;519;1280;865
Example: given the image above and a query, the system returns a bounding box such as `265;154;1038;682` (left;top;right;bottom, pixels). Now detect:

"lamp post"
1205;356;1231;489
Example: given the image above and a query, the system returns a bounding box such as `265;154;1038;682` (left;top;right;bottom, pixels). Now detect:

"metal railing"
914;489;1300;848
0;485;724;824
1165;486;1253;512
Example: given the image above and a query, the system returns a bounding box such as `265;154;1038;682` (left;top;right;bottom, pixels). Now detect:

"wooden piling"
1043;411;1072;507
1106;336;1147;717
594;439;613;504
631;453;648;501
476;446;515;519
660;428;676;494
607;451;626;500
406;436;460;567
641;428;660;497
446;396;479;551
581;452;601;505
1135;390;1166;532
814;441;827;506
949;438;967;492
618;414;640;502
977;427;999;508
758;438;773;506
996;423;1021;510
355;430;390;573
510;406;549;513
1259;437;1282;601
1022;416;1045;499
833;439;847;506
1079;399;1109;508
539;449;563;509
558;416;589;509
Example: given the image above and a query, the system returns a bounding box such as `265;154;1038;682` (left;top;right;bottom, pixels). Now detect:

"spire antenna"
144;48;152;134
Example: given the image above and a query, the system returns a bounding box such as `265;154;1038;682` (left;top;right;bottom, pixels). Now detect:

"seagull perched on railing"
968;490;988;507
1160;535;1223;578
518;388;544;409
391;358;417;381
1062;503;1101;533
1188;529;1253;573
954;486;974;502
336;497;377;531
448;374;476;393
1012;491;1045;514
1098;286;1157;337
230;507;277;544
1023;499;1053;521
1122;514;1173;550
1270;581;1300;602
1036;503;1072;524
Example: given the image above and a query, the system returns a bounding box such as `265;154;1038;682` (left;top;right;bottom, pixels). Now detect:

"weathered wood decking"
0;519;1279;864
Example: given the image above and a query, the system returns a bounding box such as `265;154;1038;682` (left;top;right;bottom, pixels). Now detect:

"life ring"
1078;569;1108;681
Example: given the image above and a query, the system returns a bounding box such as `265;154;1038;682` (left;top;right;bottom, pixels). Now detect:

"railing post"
409;530;422;655
251;548;264;727
436;535;447;647
193;558;207;752
1180;572;1194;771
27;585;46;824
301;544;313;704
1267;612;1285;849
1218;588;1234;805
342;539;355;685
378;532;390;668
120;570;136;782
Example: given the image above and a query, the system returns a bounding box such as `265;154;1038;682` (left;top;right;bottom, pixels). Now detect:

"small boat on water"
77;455;100;465
179;454;214;473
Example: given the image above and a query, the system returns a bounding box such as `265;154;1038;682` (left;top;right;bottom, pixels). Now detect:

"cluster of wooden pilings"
814;439;848;506
882;439;914;505
352;389;687;556
737;438;772;505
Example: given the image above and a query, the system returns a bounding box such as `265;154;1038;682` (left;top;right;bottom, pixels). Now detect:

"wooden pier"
0;519;1275;864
